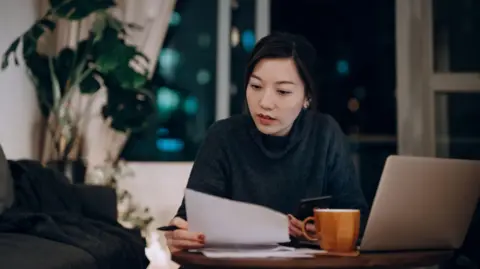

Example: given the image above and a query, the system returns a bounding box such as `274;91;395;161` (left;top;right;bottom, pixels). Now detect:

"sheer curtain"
37;0;176;167
84;0;176;168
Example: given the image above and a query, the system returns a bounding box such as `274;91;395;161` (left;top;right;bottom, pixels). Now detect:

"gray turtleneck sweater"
175;110;369;233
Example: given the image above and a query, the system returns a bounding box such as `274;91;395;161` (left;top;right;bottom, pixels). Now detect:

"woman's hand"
164;217;205;253
288;214;316;240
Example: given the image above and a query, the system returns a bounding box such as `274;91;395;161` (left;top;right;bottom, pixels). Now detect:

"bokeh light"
183;95;199;115
241;29;255;52
169;11;181;26
196;69;211;85
156;86;180;112
336;60;349;75
231;26;240;47
156;138;184;152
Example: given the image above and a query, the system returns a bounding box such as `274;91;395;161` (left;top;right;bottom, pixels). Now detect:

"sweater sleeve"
324;116;370;236
175;122;230;221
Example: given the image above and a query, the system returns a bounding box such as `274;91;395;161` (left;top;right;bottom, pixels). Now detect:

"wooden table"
171;250;454;269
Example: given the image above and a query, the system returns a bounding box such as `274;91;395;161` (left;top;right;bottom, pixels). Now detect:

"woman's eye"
277;90;291;95
250;84;261;90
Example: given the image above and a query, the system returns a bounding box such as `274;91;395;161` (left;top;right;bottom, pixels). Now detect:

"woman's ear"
303;98;310;109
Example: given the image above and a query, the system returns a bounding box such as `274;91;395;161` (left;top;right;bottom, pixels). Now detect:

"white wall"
120;162;192;269
0;0;42;160
120;162;192;228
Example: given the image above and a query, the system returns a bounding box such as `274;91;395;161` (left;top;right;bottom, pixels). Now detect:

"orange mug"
301;209;360;253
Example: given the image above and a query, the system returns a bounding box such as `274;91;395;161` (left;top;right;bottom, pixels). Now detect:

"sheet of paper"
199;247;326;259
185;189;290;246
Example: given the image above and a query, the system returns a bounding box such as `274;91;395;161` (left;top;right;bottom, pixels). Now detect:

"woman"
165;32;369;253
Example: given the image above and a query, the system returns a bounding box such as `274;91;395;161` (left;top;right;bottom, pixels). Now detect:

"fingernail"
287;214;292;220
198;234;205;241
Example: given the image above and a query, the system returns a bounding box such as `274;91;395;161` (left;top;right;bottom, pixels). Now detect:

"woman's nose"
259;91;275;110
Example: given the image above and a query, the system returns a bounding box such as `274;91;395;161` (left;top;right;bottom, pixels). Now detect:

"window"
121;0;218;161
433;0;480;73
270;0;397;205
435;92;480;160
230;0;256;115
122;0;399;203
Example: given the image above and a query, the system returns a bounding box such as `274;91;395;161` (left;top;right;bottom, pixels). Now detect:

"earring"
304;98;312;109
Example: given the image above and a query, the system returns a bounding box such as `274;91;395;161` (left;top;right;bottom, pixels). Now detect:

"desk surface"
171;250;454;269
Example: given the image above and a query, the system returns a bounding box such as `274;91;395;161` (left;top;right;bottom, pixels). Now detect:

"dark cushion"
0;233;97;269
74;184;118;223
1;160;149;269
0;145;13;214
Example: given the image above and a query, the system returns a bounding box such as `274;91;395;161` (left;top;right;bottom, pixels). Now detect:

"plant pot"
47;159;86;184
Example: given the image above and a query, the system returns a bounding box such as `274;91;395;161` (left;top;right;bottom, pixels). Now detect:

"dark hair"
244;32;318;110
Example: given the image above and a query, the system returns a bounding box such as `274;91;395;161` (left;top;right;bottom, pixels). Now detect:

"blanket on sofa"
0;160;149;269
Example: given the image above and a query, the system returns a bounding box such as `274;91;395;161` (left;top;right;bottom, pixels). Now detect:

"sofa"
0;146;149;269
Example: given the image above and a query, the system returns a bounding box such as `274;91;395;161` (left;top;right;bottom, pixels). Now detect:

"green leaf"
25;52;51;85
75;39;93;65
101;86;155;133
1;38;21;70
21;20;55;58
94;41;138;74
79;72;101;93
24;52;55;117
95;53;119;73
49;0;116;20
92;25;148;80
1;16;56;70
26;23;47;42
18;24;46;60
22;36;37;57
76;40;89;58
22;52;55;116
57;48;75;68
92;27;123;72
55;48;75;90
114;66;147;89
38;18;56;31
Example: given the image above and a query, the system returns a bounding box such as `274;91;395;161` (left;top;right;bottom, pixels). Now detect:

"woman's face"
246;58;309;136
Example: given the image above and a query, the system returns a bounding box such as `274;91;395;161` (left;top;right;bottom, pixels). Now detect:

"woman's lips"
257;114;276;125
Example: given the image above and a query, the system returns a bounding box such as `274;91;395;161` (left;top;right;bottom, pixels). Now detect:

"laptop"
359;155;480;252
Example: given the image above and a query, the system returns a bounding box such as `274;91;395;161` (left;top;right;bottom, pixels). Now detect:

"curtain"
37;1;96;163
85;0;176;168
36;0;176;167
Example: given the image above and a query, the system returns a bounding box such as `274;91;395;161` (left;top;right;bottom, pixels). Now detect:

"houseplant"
1;0;155;182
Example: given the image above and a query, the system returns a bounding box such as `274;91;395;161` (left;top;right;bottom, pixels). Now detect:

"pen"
157;225;179;231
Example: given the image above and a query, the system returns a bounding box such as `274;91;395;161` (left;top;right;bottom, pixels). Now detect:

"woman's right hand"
164;217;206;253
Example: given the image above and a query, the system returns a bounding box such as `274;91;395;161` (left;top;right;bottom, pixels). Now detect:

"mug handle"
301;216;319;241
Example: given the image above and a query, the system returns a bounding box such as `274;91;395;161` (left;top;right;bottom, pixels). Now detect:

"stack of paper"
194;246;325;258
184;189;324;258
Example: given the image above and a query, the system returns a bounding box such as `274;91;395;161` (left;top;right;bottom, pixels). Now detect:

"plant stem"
47;120;61;158
46;0;74;18
48;56;61;109
72;68;94;89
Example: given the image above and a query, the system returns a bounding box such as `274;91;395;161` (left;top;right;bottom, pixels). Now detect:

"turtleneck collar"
248;109;308;159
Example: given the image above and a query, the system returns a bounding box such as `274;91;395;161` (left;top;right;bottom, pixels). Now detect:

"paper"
193;247;326;259
202;249;325;259
185;189;290;247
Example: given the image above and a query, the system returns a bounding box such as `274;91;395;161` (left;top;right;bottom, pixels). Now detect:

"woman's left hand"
288;214;316;239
